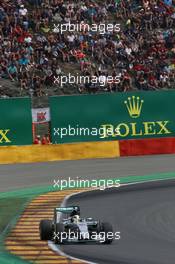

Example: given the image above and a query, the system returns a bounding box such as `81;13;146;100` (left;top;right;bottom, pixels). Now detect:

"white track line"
48;177;174;264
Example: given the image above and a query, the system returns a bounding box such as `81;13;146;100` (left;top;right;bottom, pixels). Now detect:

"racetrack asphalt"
64;180;175;264
1;154;175;264
0;154;175;192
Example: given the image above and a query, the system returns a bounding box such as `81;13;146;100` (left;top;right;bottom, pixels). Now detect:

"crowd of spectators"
0;0;174;97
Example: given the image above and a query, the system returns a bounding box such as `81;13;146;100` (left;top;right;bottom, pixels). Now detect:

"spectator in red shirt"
46;134;51;144
41;134;51;145
41;135;47;145
33;135;41;144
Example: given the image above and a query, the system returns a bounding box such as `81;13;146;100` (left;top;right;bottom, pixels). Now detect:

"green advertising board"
49;91;175;143
0;97;32;146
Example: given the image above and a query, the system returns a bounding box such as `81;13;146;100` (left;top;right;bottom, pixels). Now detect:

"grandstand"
0;0;174;106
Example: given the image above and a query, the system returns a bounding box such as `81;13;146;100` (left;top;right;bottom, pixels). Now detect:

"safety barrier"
1;136;175;164
0;141;120;164
119;137;175;156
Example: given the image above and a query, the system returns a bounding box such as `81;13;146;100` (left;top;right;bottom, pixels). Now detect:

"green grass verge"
0;196;33;264
0;198;29;234
0;171;175;264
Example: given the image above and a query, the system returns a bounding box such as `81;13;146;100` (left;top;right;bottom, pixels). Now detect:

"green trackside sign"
49;91;175;143
0;98;32;146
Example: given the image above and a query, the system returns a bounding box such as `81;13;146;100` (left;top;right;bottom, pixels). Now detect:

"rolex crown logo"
124;96;144;118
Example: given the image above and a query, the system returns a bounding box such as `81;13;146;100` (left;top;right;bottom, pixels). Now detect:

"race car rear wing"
55;206;80;214
54;206;80;223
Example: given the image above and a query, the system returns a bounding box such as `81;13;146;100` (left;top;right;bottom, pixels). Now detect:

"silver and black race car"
39;206;114;244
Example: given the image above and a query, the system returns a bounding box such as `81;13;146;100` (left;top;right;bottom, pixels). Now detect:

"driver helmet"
72;214;80;224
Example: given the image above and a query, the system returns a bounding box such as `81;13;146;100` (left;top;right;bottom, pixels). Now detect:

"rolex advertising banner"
0;98;32;146
49;91;175;144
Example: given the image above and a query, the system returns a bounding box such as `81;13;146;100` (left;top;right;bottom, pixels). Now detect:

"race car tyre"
55;223;65;244
39;220;53;240
100;222;113;244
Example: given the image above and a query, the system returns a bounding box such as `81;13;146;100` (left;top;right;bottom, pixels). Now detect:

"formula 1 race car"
39;206;114;244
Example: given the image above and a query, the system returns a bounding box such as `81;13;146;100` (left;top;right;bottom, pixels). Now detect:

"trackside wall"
0;141;120;164
1;137;175;164
119;137;175;156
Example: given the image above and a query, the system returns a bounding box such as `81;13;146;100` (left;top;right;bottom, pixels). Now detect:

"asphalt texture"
64;180;175;264
0;154;175;192
1;154;175;264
